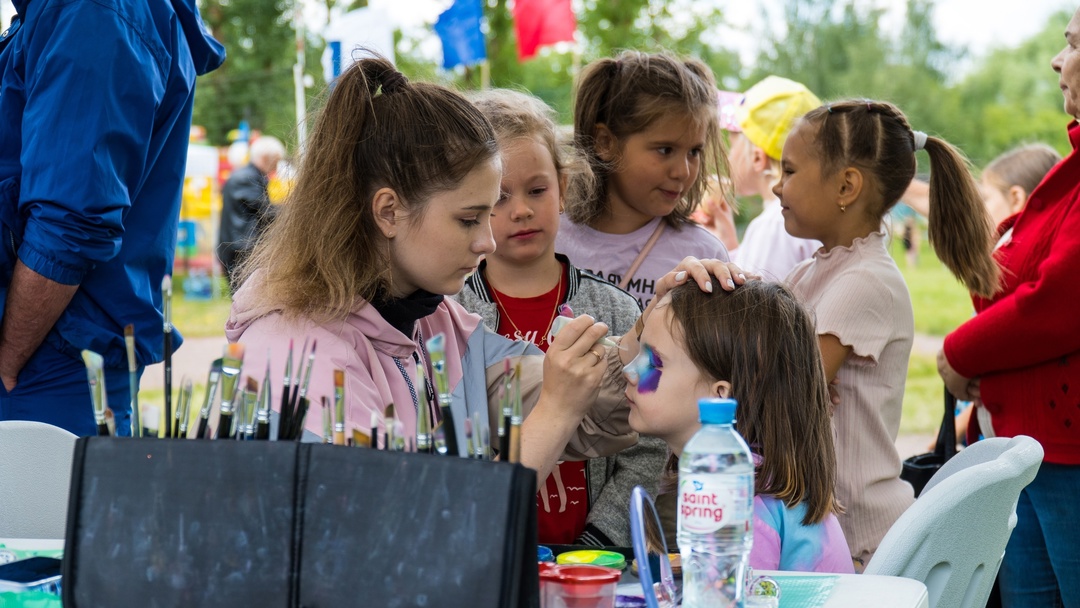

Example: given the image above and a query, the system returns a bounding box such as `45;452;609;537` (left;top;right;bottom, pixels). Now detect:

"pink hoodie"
225;271;635;458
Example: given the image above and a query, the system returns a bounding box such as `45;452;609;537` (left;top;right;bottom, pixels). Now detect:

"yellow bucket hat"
736;76;822;161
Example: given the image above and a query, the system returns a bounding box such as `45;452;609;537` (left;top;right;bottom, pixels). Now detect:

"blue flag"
434;0;486;69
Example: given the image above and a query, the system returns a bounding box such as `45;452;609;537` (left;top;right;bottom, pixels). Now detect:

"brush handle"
333;429;345;446
255;420;270;440
440;405;459;457
216;412;233;440
499;415;511;459
129;372;141;438
195;415;209;440
278;382;292;441
163;331;172;439
292;397;310;441
508;424;521;464
97;423;110;437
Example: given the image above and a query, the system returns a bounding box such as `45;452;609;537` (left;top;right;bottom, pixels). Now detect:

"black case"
61;438;538;608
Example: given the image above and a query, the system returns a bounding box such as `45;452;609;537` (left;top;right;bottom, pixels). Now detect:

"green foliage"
193;0;325;148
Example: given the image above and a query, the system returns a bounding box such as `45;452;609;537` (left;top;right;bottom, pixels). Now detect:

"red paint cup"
539;563;621;608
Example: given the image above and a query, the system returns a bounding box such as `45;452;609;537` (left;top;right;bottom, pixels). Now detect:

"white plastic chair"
864;435;1043;608
0;421;78;539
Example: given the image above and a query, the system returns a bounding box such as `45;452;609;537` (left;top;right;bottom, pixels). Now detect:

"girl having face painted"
622;276;853;574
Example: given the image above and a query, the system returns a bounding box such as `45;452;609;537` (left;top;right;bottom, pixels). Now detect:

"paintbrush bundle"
63;438;540;608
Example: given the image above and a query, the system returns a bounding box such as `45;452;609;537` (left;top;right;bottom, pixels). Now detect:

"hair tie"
381;70;408;94
912;130;927;151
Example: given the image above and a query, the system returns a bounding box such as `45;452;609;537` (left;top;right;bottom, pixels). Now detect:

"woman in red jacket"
938;7;1080;606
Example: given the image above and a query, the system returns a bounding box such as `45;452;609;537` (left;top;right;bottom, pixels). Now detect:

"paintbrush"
256;358;272;440
294;340;317;426
393;419;406;451
425;333;459;457
500;358;512;459
464;418;474;459
242;377;258;440
80;350;109;436
416;364;432;454
509;361;523;463
322;396;333;443
278;339;294;440
195;358;222;439
370;411;380;450
124;324;140;437
162;275;173;440
141;404;159;439
176;376;193;439
383;403;396;451
290;397;311;441
472;411;485;459
333;369;345;445
287;338;308;419
216;343;245;439
352;428;371;448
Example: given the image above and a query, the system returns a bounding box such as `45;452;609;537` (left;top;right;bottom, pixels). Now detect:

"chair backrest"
864;436;1043;608
0;421;78;538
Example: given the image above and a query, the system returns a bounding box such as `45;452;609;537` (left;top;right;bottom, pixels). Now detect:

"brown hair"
566;50;730;229
470;89;565;175
801;100;1000;298
982;143;1061;197
237;56;498;322
659;279;841;525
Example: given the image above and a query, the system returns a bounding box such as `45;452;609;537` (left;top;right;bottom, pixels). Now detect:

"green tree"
194;0;306;146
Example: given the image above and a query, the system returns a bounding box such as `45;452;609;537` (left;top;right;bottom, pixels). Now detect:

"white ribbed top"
787;230;916;563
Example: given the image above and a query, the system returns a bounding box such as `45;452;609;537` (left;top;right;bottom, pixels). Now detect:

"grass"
887;229;974;435
171;273;234;338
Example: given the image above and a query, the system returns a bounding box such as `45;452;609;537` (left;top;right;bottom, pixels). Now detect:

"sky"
1;0;1074;67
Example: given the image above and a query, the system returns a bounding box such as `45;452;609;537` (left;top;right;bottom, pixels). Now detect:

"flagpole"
293;1;308;152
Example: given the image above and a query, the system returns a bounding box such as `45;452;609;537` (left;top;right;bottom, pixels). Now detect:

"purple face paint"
623;344;662;393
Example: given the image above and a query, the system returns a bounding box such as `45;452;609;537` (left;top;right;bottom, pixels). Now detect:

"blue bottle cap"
698;398;737;424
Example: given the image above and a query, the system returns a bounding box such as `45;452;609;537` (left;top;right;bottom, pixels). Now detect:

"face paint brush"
162;275;174;439
80;350;109;436
255;358;273;440
124;324;140;437
176;376;193;439
416;364;433;454
216;343;245;439
333;369;346;446
426;333;459;457
509;361;523;463
196;358;222;440
499;358;512;459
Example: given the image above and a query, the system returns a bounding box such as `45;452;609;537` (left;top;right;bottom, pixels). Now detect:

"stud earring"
387;231;396;238
839;204;847;213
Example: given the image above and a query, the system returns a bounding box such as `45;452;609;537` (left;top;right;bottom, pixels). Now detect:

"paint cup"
539;563;621;608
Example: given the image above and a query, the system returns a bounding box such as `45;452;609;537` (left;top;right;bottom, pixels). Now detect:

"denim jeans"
1000;462;1080;608
0;338;139;437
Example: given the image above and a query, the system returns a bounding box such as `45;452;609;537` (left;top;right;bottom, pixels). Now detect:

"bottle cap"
698;398;737;425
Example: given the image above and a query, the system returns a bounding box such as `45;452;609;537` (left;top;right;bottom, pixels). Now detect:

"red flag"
513;0;576;61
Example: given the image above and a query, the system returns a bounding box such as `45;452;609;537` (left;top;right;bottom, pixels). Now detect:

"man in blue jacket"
0;0;226;435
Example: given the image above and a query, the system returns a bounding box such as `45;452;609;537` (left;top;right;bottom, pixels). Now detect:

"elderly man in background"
217;136;286;292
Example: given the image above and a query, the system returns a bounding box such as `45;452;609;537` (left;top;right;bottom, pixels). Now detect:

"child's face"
772;121;843;243
978;173;1020;228
488;136;562;267
604;112;706;226
727;132;758;198
623;299;721;453
388;157;500;297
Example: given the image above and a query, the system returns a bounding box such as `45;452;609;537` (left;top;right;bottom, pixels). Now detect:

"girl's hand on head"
541;314;611;418
657;256;753;301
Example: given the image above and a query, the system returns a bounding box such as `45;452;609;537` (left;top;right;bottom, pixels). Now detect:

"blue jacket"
0;0;225;368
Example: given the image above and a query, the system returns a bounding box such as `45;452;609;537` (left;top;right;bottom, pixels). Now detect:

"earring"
387;231;396;238
839;204;847;213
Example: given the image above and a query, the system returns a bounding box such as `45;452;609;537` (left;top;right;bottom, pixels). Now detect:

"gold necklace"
488;268;563;348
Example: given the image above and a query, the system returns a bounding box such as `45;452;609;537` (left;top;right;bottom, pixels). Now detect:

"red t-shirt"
490;267;591;544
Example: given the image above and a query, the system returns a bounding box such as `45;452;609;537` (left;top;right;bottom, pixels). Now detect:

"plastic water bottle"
677;398;754;608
